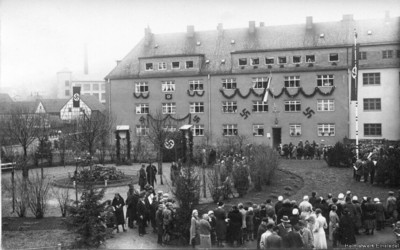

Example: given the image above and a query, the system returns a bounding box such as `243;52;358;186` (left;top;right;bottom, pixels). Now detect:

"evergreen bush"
249;144;279;191
232;161;249;197
325;142;353;167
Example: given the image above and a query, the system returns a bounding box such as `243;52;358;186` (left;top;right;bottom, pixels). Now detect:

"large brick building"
105;14;400;149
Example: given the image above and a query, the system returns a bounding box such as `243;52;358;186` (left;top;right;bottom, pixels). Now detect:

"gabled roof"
0;93;13;103
80;95;105;112
106;16;400;80
39;99;69;114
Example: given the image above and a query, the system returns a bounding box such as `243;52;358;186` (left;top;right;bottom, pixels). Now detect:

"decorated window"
265;57;274;65
284;76;300;88
317;75;334;87
136;125;149;136
382;50;393;59
329;53;339;62
158;62;166;70
163;125;177;132
318;123;335;136
222;78;237;89
363;98;381;111
222;101;237;113
252;101;268;112
190;102;204;113
289;124;302;136
293;56;302;64
162;81;175;92
162;103;176;114
239;58;247;66
251;58;260;65
317;99;335;111
172;62;180;69
145;63;153;71
359;51;367;60
278;56;287;64
362;73;380;85
189;80;203;91
252;77;269;89
185;61;194;69
223;124;238;136
135;103;149;114
193;124;204;136
253;124;264;136
364;123;381;136
284;100;301;112
306;55;315;63
135;82;149;93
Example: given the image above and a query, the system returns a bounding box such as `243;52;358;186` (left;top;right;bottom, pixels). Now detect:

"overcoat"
214;207;227;240
112;196;125;225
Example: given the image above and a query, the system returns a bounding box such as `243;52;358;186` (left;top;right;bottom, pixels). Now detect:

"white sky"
1;0;399;98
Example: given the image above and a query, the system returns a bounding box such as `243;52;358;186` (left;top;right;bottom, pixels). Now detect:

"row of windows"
238;54;330;66
359;50;400;60
145;61;194;71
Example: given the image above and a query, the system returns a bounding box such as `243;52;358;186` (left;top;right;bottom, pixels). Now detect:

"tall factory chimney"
84;43;88;75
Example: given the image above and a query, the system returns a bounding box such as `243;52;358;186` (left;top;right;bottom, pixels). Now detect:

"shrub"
249;144;279;191
2;175;28;217
326;142;353;167
71;165;126;183
27;172;52;219
52;181;72;217
207;167;223;203
375;145;400;186
232;161;249;197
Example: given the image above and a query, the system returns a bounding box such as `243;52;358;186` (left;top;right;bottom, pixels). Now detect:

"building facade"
106;14;400;149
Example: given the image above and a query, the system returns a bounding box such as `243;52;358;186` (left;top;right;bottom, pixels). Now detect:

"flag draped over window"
262;75;272;103
350;30;359;101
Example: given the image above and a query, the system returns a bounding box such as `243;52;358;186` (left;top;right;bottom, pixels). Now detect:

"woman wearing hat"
190;209;200;248
112;193;127;232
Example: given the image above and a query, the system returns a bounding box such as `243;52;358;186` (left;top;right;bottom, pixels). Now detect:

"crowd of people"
188;190;400;249
277;140;329;160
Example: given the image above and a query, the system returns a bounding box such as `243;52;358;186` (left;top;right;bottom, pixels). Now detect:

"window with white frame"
289;124;302;136
364;123;382;136
185;61;194;68
172;61;180;69
222;101;237;113
318;123;335;136
162;103;176;114
284;76;300;88
363;98;381;111
136;125;149;136
239;58;247;66
158;62;166;70
189;80;204;91
329;53;339;61
265;57;275;65
293;56;302;64
382;50;393;59
306;55;315;63
135;82;149;93
223;124;238;136
193;124;204;136
163;125;177;132
317;75;334;87
145;63;153;71
284;100;301;112
222;78;237;89
190;102;204;113
363;73;380;85
251;58;260;65
253;124;264;136
278;56;287;64
162;81;175;92
252;77;269;89
252;101;268;112
317;99;335;111
135;103;149;114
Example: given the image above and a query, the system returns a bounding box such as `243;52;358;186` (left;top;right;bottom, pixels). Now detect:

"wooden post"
202;149;206;198
12;164;15;213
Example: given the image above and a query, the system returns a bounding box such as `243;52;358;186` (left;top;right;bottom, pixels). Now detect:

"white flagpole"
354;29;359;160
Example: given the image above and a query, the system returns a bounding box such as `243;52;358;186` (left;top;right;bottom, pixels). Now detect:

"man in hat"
277;215;291;238
146;161;157;187
139;164;147;191
126;184;139;228
286;223;304;248
155;203;165;245
137;191;147;236
163;202;175;243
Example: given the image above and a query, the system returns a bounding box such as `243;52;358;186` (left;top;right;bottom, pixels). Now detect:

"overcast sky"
1;0;399;98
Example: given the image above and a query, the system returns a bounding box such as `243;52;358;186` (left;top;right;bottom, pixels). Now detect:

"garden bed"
52;175;138;188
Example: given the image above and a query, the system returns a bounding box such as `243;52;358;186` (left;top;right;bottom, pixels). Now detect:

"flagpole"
354;29;359;160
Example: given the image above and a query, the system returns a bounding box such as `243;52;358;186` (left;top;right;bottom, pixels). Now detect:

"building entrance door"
272;127;281;150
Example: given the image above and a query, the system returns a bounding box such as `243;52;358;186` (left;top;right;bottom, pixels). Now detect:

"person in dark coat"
139;164;147;191
277;199;292;224
214;201;227;247
339;209;356;245
286;224;304;248
146;162;157;187
253;204;262;241
137;192;147;236
256;218;268;249
125;185;139;228
227;205;242;247
275;196;283;215
170;161;178;187
266;226;282;248
374;198;385;231
155;204;164;245
112;193;126;232
208;211;217;246
364;197;376;235
309;191;318;208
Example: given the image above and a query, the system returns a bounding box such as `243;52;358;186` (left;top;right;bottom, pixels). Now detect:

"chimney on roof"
249;21;256;34
144;26;152;46
84;43;88;75
187;25;195;38
306;16;313;30
260;22;265;27
342;14;354;22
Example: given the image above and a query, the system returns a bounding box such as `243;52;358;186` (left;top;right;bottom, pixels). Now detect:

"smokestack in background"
84;43;88;75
